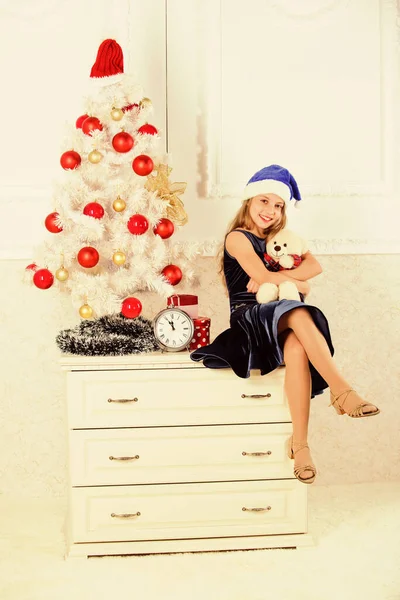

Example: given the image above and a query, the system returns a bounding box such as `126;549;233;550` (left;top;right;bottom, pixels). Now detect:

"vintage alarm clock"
153;307;194;352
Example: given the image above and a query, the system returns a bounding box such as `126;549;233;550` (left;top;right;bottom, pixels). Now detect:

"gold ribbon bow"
145;164;188;225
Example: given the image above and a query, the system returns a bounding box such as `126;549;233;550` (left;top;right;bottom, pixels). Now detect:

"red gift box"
190;317;211;351
167;294;198;319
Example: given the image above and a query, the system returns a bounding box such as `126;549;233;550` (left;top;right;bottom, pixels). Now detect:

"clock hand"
167;319;175;331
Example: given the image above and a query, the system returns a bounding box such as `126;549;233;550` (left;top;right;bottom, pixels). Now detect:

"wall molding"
191;0;398;200
269;0;352;21
2;180;398;263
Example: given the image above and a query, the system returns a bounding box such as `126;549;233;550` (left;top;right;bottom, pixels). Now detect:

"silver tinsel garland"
56;314;158;356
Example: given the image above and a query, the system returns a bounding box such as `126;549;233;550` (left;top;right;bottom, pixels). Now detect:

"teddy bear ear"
285;230;309;255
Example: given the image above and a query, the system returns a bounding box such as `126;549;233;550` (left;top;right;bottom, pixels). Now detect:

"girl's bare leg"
278;308;378;414
282;331;315;479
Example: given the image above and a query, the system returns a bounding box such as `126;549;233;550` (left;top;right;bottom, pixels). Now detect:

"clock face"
153;308;195;351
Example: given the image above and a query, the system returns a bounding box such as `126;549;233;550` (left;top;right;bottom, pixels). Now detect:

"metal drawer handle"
242;451;272;457
241;393;271;399
109;455;140;461
242;506;272;512
111;512;141;519
108;397;139;403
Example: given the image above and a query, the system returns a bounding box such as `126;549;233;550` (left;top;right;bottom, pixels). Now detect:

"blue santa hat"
243;164;301;205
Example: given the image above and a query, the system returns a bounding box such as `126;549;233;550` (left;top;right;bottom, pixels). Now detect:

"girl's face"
248;194;284;235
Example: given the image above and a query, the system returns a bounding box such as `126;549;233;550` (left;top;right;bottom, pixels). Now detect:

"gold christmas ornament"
113;195;126;212
112;251;126;266
139;97;152;109
110;107;124;121
145;164;188;225
55;266;69;282
88;149;103;164
79;303;93;319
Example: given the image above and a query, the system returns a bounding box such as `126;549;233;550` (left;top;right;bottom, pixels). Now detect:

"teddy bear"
256;229;309;303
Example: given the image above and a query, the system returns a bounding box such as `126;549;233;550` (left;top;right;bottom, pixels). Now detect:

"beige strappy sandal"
329;389;380;418
286;435;317;484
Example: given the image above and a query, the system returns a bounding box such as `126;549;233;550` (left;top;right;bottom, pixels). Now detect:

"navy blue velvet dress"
190;230;334;398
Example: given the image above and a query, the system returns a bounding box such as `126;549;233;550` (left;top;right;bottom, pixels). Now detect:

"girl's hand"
246;278;260;293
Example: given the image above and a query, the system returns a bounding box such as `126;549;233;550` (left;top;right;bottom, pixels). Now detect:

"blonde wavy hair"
217;197;287;288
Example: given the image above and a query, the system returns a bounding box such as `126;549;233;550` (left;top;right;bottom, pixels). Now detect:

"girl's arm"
247;276;310;295
282;252;322;281
226;233;312;296
226;231;289;285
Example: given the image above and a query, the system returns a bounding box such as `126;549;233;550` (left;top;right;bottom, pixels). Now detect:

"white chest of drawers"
61;351;311;558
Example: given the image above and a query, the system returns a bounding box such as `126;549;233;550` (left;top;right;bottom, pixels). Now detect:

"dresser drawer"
70;423;293;486
70;479;307;543
67;367;288;428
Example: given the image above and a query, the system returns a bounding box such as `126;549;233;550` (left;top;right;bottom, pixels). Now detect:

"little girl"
190;164;380;484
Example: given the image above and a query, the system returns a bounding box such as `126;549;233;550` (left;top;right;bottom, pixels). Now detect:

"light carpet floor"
0;482;399;600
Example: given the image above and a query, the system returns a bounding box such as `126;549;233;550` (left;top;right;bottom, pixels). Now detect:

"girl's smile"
249;194;284;235
259;214;273;224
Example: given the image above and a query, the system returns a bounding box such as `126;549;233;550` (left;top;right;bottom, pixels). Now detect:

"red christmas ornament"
127;214;149;235
112;131;134;153
25;263;38;272
121;297;142;319
153;218;174;239
122;103;139;113
132;154;154;176
33;268;54;289
83;202;105;219
82;117;103;136
76;114;89;129
45;212;63;233
77;246;99;268
162;264;182;286
60;150;81;170
138;124;158;135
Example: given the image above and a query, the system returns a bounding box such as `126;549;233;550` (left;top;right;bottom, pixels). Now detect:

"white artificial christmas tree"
27;39;198;324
